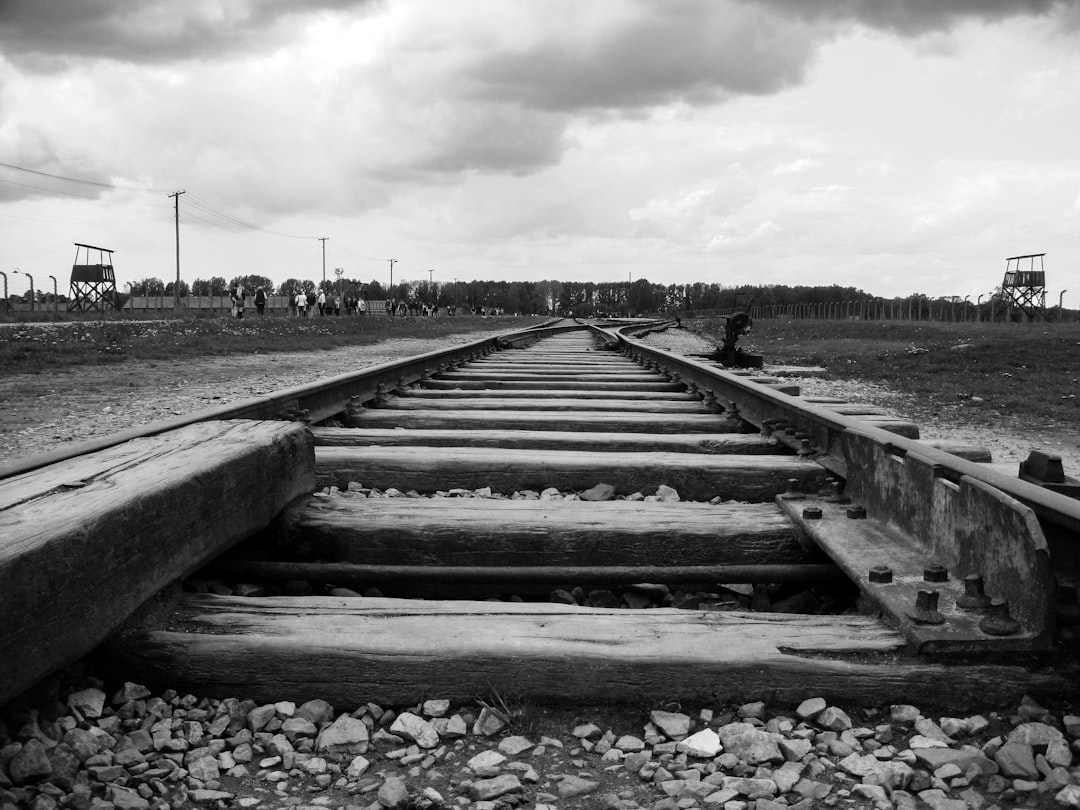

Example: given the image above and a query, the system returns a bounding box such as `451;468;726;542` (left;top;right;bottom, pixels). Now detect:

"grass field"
690;317;1080;424
0;314;544;374
3;313;1077;426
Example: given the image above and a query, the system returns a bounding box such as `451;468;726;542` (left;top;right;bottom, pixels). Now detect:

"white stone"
796;698;827;720
422;699;450;718
679;728;722;758
497;735;534;756
345;755;370;778
908;735;949;749
314;714;369;754
467;750;506;777
391;712;440;749
650;710;691;740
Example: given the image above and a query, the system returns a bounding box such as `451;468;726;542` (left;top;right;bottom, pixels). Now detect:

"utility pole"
319;237;329;287
388;258;397;293
428;269;434;284
169;190;185;311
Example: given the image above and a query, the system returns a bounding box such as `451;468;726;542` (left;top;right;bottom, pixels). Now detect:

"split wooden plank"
110;594;1074;708
349;409;744;434
272;498;817;566
315;446;827;501
0;420;315;706
311;427;774;454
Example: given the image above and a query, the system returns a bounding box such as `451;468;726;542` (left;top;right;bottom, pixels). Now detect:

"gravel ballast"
3;677;1080;810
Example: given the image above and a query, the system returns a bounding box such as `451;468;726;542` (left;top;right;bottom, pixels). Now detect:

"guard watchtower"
998;253;1046;321
68;243;119;313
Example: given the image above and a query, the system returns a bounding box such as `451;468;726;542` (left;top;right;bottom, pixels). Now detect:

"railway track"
2;319;1079;711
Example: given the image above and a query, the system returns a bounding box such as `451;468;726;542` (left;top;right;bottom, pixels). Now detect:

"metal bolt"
979;599;1021;636
779;478;805;501
868;565;893;584
923;563;949;583
956;574;992;611
797;438;815;457
907;590;945;625
760;419;776;436
825;480;851;504
802;506;823;520
846;505;867;519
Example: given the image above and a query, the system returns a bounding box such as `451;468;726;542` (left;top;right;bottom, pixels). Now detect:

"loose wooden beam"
0;420;315;706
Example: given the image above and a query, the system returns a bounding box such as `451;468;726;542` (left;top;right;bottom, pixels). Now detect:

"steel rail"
0;323;588;483
613;327;1080;538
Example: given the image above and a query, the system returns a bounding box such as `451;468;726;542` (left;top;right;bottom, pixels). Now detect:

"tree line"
108;276;1059;319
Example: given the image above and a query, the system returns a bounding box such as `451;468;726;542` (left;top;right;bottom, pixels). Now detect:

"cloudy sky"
2;0;1078;302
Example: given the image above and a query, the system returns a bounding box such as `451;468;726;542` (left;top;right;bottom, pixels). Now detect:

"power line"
0;161;171;193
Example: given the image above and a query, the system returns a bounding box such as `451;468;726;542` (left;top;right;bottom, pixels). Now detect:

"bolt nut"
956;574;992;611
779;478;805;501
825;480;851;504
979;599;1021;636
802;506;823;520
846;505;867;519
868;565;893;584
797;439;815;457
907;590;946;625
923;563;949;583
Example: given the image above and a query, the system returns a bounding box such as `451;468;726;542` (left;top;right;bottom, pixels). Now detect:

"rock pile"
3;677;1079;810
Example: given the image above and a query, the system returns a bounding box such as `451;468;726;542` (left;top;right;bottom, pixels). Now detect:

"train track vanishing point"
2;319;1079;711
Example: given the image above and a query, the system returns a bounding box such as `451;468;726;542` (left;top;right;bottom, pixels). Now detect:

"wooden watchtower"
998;253;1046;321
68;243;119;313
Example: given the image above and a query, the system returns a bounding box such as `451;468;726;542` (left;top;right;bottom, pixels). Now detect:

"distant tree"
132;277;166;296
163;280;189;297
628;278;655;314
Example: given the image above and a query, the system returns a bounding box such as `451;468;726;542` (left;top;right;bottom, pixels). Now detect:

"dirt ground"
1;330;1078;479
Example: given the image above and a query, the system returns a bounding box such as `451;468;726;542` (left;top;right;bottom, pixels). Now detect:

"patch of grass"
689;317;1080;422
0;314;545;374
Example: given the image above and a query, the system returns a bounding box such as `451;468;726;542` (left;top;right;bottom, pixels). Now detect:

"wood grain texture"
0;420;315;705
272;498;816;566
111;594;1075;708
314;446;827;501
349;409;746;434
380;396;710;413
311;428;772;454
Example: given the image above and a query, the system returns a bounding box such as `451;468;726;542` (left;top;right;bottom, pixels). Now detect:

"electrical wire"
184;192;317;240
0;161;171;193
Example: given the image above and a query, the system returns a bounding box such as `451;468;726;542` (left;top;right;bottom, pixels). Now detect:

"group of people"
229;287;506;318
229;285;269;318
291;290;368;316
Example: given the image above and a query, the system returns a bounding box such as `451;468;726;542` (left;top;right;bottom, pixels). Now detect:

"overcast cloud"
1;0;1077;301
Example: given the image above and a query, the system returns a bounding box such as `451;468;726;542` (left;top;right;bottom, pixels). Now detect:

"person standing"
254;287;267;316
317;289;326;316
234;284;246;319
295;289;308;317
